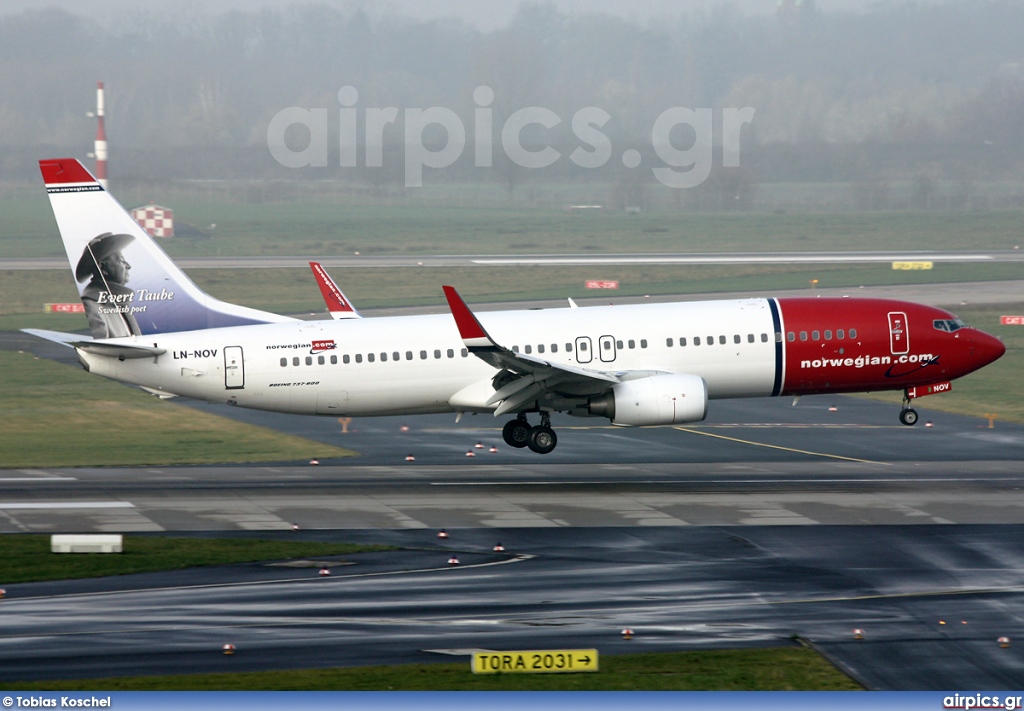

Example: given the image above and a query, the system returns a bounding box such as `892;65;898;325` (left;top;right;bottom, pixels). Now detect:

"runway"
2;525;1024;690
3;249;1023;271
2;393;1024;532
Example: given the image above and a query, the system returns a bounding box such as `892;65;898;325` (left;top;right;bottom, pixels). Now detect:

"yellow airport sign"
892;261;934;270
472;649;599;674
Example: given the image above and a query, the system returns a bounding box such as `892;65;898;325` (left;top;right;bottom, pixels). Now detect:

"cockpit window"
933;318;967;332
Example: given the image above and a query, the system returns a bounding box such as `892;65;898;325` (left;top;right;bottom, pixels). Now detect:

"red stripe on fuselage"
777;297;982;396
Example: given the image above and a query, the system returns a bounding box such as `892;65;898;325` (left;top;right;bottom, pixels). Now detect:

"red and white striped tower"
94;81;108;190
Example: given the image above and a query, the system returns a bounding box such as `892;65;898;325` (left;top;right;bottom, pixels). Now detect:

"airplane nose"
971;330;1006;367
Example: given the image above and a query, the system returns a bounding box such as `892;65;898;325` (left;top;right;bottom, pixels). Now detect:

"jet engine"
587;373;708;426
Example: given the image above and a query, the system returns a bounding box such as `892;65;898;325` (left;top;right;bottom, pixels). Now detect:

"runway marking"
0;501;133;509
674;427;889;465
0;478;76;482
431;477;1024;486
7;554;534;603
421;423;895;433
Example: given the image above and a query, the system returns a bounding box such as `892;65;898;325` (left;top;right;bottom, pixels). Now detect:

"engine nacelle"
588;374;708;426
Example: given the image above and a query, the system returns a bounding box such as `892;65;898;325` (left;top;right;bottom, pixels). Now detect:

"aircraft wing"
310;262;361;319
442;286;619;415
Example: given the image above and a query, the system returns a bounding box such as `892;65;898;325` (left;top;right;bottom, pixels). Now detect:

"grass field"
0;349;353;468
1;647;861;691
0;535;391;584
2;186;1023;259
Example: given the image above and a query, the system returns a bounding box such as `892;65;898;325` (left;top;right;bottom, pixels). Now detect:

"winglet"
442;285;497;350
310;262;361;319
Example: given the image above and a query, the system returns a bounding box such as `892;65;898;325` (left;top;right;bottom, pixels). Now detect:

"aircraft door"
598;335;617;363
888;312;909;355
575;336;593;364
224;346;244;389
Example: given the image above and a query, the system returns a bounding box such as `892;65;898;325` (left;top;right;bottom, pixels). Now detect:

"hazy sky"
1;0;935;30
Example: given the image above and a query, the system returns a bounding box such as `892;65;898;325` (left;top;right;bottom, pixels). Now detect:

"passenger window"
280;358;287;367
579;342;588;352
603;341;611;350
707;335;714;345
447;349;454;358
538;344;545;354
616;340;623;349
355;354;363;363
824;330;832;340
775;332;782;342
694;336;701;346
305;356;312;365
318;355;325;365
718;335;725;345
293;357;300;366
787;332;795;342
434;349;441;359
420;350;427;359
551;344;558;353
679;337;687;346
849;328;858;339
330;355;337;365
406;351;413;360
368;353;375;363
734;335;741;344
640;339;647;348
380;352;388;362
393;351;400;361
628;339;635;349
800;331;808;341
565;343;572;352
811;330;820;341
666;338;674;347
524;345;532;354
747;334;754;343
461;348;468;357
763;333;770;343
343;354;350;364
837;329;845;340
512;345;519;353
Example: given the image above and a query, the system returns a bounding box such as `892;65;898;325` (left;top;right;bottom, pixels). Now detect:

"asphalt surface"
2;526;1024;690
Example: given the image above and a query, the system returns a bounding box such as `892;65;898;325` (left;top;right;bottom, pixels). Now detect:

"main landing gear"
899;391;919;426
502;413;558;454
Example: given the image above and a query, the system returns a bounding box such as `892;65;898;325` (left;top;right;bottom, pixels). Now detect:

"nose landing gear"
899;391;918;426
502;413;558;454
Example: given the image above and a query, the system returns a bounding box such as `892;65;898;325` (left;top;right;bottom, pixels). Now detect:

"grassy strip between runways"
0;535;394;584
1;648;862;691
0;349;354;467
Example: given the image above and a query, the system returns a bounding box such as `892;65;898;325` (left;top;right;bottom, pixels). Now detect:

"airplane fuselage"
78;296;1001;420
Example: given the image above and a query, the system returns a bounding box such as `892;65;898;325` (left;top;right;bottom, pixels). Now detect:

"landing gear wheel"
899;408;919;426
527;425;557;454
502;419;531;448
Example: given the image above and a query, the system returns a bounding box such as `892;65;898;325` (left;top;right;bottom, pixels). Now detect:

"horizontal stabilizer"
70;341;166;359
22;328;165;359
21;328;85;347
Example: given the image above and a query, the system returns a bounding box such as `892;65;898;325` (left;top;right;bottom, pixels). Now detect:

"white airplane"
25;158;1005;454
